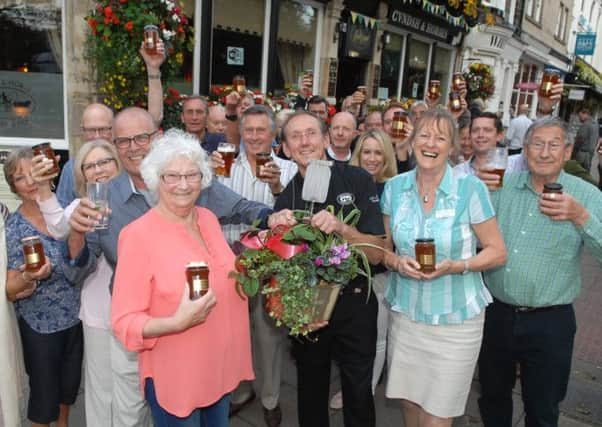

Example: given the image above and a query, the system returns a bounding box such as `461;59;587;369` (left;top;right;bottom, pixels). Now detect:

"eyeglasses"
160;172;203;184
82;126;112;136
528;140;566;152
288;128;319;143
113;131;157;149
81;157;116;174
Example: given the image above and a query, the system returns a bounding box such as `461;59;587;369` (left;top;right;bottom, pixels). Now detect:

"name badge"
435;209;454;219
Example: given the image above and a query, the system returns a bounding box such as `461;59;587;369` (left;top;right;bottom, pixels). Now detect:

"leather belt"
494;299;570;314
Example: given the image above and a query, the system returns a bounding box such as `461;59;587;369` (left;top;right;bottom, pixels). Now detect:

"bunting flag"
350;11;380;29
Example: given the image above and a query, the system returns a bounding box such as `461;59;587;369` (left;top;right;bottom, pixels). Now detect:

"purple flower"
331;243;351;260
331;256;341;265
301;243;309;252
314;257;324;267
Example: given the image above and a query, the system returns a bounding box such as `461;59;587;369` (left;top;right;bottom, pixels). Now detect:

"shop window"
0;2;64;139
212;0;265;89
380;33;403;100
511;62;537;114
431;46;452;101
274;0;317;91
402;39;429;100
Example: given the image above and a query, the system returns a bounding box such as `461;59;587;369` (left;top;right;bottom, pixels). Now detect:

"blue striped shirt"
381;165;495;324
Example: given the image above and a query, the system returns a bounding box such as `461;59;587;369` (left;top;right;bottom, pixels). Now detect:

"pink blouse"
111;207;254;417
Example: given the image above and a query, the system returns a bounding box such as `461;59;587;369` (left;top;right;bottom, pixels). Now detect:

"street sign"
575;33;596;55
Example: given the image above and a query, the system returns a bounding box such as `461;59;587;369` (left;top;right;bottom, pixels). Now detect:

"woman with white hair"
110;129;253;426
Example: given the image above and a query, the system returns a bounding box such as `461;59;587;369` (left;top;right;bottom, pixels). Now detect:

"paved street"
31;251;600;427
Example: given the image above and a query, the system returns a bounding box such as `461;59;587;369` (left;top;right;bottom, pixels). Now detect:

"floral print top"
6;210;80;333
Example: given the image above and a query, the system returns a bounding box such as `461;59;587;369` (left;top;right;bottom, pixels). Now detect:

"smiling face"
12;158;38;202
412;117;453;173
283;113;328;175
157;156;203;215
113;109;158;180
359;137;385;178
470;116;503;157
241;113;275;159
524;125;572;182
82;147;119;184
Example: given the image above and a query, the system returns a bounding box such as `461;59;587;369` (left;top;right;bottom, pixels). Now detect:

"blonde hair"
73;140;122;197
3;147;33;194
409;108;459;156
350;129;397;183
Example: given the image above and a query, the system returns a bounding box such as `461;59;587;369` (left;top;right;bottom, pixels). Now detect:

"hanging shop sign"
575;33;596;56
387;7;460;44
343;12;378;60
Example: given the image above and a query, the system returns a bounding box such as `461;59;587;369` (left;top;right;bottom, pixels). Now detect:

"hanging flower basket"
463;63;495;101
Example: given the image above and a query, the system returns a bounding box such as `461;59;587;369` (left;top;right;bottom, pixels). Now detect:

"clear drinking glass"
87;182;110;230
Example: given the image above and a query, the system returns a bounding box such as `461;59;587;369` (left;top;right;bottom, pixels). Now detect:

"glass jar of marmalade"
390;110;409;139
449;91;462;112
186;262;209;300
415;238;436;274
427;80;441;101
143;25;159;55
22;236;46;272
452;72;465;91
543;182;563;194
32;142;60;176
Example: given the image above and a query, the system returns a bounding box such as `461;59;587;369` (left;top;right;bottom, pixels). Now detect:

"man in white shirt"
213;105;297;427
505;103;532;155
327;112;356;162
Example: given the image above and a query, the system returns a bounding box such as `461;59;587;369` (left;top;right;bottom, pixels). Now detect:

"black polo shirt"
274;162;384;284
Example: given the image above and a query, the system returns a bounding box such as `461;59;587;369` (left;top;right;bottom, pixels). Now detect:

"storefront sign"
568;89;585;100
575;33;596;56
388;8;450;43
227;47;244;65
343;19;376;60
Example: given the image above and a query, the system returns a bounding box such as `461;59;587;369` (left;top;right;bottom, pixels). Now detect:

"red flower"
96;5;103;13
119;0;128;3
124;21;134;31
177;25;184;33
168;87;180;97
255;97;263;104
103;6;112;17
112;15;120;25
164;97;173;106
181;16;189;25
327;105;337;117
104;16;111;25
87;18;97;31
174;6;181;14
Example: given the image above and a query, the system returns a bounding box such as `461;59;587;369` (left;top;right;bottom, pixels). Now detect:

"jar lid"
186;261;207;268
144;24;159;30
21;236;40;243
415;238;434;243
393;110;407;117
543;182;563;191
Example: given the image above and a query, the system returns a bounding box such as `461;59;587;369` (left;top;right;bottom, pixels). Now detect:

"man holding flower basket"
263;111;385;427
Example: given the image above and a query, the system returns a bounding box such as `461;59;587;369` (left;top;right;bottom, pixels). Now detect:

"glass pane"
432;46;452;100
0;2;64;139
169;0;194;96
274;0;317;91
212;0;265;89
402;39;429;100
380;33;403;100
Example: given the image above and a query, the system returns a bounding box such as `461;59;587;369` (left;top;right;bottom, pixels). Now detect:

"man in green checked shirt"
476;117;602;427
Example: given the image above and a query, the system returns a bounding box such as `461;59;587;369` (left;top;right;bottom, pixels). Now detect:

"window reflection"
380;33;403;100
432;47;452;101
0;3;64;138
402;39;429;100
274;0;317;91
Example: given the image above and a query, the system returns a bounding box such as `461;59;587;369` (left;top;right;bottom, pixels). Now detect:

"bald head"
81;103;114;142
329;112;357;153
518;104;529;115
114;107;156;135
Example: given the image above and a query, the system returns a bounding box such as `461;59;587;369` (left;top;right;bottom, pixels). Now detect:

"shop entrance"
335;57;367;107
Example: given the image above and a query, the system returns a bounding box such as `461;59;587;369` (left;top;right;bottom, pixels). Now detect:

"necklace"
417;181;434;204
422;194;429;204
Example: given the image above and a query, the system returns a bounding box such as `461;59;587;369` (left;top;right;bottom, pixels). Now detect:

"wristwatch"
462;259;470;275
225;113;238;122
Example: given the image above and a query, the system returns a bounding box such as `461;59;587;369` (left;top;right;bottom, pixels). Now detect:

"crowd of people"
0;36;601;427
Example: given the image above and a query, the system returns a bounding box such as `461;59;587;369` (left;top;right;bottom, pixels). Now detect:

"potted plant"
231;207;375;336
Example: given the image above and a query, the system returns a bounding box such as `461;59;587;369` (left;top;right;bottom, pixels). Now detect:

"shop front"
381;3;465;102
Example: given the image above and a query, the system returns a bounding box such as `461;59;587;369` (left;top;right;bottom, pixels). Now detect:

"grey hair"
140;129;213;194
524;117;572;146
409;100;428;120
239;104;277;135
281;110;328;142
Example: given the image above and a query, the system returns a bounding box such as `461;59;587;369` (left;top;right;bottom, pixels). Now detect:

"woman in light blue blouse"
4;148;83;427
381;109;506;425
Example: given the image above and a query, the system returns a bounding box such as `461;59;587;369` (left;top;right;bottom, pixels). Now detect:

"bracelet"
148;73;161;80
225;113;238;122
462;259;470;275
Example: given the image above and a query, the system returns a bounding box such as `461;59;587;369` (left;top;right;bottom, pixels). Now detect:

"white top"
38;196;113;329
453;153;527;178
217;151;297;244
505;114;533;150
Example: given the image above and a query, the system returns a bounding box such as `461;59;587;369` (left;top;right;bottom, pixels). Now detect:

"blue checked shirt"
381;165;495;325
484;170;602;306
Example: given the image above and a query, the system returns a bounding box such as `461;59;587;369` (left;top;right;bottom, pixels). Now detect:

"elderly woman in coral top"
111;129;253;426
